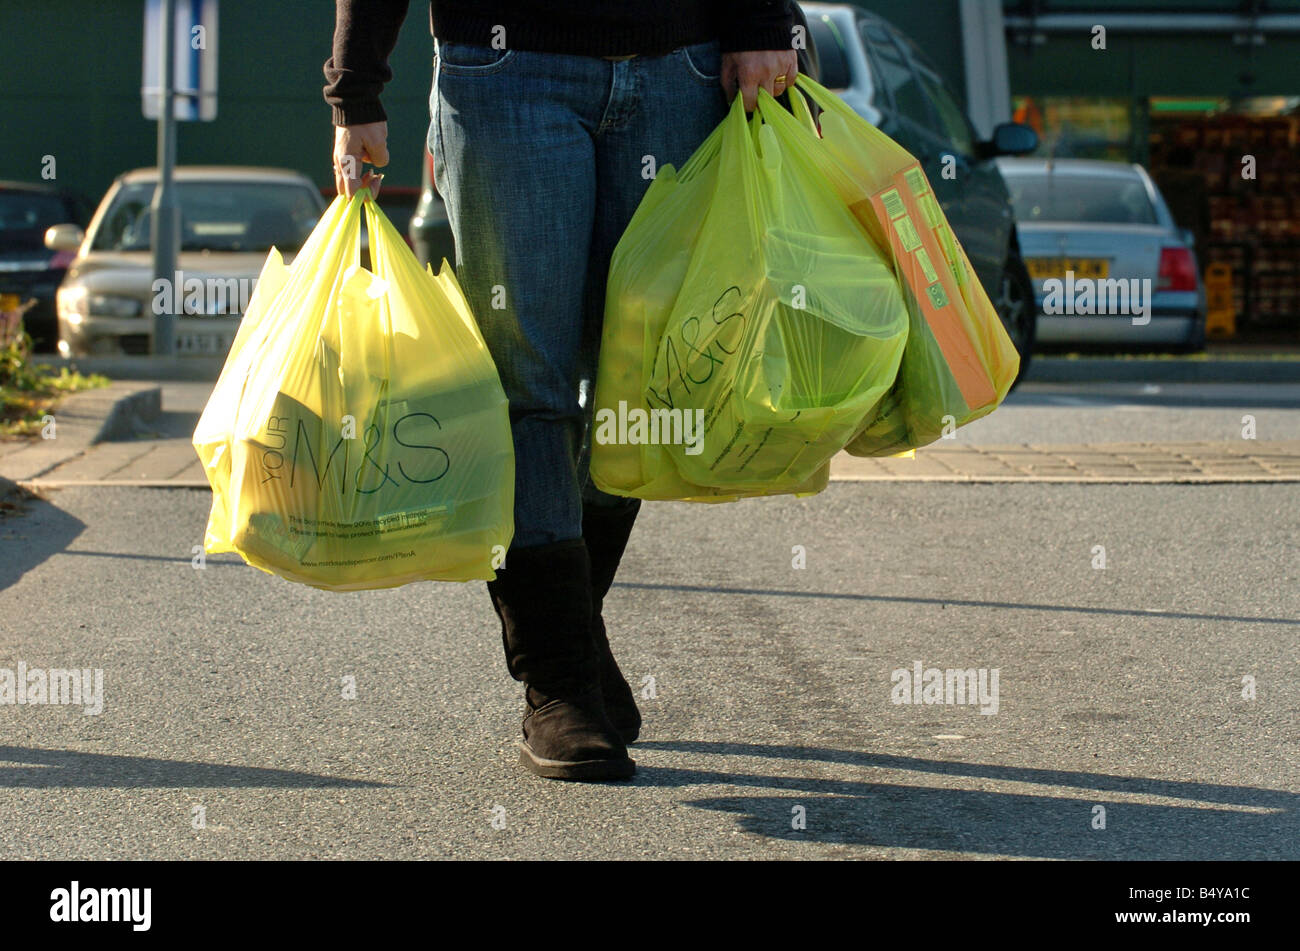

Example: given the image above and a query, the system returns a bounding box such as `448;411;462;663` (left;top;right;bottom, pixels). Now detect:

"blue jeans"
430;40;728;549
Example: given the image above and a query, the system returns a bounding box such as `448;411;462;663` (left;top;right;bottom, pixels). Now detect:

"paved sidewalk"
834;440;1300;483
0;381;159;484
31;348;1300;383
5;377;1300;490
10;435;1300;488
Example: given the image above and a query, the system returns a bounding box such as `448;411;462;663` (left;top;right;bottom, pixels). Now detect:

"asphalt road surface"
0;383;1297;859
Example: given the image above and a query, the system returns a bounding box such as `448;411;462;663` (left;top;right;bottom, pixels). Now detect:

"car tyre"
996;252;1036;387
1176;317;1207;354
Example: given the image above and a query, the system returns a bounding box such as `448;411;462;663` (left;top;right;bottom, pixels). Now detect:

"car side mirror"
1179;227;1197;249
990;122;1039;156
44;223;85;252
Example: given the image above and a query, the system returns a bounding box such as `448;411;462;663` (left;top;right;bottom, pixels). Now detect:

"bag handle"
357;189;409;282
753;85;818;139
785;84;819;135
793;74;850;118
793;73;918;166
794;75;887;137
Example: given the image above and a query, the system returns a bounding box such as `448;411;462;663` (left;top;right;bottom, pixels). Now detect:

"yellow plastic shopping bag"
780;76;1021;455
591;107;797;502
591;91;908;498
193;192;514;590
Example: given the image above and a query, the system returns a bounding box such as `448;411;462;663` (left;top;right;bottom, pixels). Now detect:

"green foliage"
0;330;109;435
0;330;47;391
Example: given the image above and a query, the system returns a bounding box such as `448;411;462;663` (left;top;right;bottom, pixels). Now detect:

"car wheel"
995;253;1036;387
1177;316;1207;354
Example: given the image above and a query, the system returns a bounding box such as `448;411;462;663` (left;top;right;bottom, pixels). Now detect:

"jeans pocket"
436;40;516;75
679;41;722;85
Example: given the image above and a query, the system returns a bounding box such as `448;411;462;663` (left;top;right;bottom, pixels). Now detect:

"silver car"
997;158;1206;351
48;167;325;357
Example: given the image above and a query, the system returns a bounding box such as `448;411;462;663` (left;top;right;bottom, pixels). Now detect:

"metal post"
151;0;178;356
959;0;1013;140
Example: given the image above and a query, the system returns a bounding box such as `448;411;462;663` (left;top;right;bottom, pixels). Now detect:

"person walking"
325;0;798;781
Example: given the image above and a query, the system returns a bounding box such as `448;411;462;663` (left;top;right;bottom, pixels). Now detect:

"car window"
0;192;71;244
859;22;932;130
807;16;850;91
916;69;974;156
1005;173;1158;225
91;182;323;253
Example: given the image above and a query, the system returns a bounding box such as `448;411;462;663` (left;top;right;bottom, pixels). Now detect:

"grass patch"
1;331;109;436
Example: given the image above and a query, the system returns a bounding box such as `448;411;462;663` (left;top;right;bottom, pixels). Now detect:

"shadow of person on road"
0;745;389;789
0;490;85;595
632;740;1298;859
616;581;1300;627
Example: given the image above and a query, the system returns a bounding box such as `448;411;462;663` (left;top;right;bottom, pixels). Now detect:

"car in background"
410;148;456;273
48;167;325;357
0;182;90;352
804;3;1040;376
997;158;1206;351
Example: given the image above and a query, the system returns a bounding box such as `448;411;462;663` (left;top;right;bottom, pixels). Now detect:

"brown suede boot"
582;501;643;744
487;539;635;781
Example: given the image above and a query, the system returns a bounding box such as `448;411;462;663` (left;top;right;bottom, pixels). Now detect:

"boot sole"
518;742;636;781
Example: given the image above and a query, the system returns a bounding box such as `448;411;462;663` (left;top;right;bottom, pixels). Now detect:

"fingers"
722;51;801;112
721;60;739;105
362;130;390;169
770;52;798;102
739;61;766;111
774;56;797;97
332;122;389;198
333;131;363;198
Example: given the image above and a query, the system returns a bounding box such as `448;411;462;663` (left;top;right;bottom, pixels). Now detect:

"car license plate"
176;332;233;355
1026;257;1110;280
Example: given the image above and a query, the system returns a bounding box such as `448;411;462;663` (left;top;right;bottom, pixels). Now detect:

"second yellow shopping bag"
591;91;910;498
777;76;1022;456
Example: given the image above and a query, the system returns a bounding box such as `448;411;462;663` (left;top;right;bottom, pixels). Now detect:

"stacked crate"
1160;115;1300;335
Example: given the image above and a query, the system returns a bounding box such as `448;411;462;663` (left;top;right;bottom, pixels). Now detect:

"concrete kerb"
36;352;1300;386
32;355;225;382
1027;356;1300;384
0;381;162;488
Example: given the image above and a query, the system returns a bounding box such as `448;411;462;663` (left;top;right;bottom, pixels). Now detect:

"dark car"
410;147;455;273
0;181;89;352
804;3;1040;376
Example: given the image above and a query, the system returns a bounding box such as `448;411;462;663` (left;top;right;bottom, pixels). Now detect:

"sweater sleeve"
323;0;411;127
717;0;794;53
